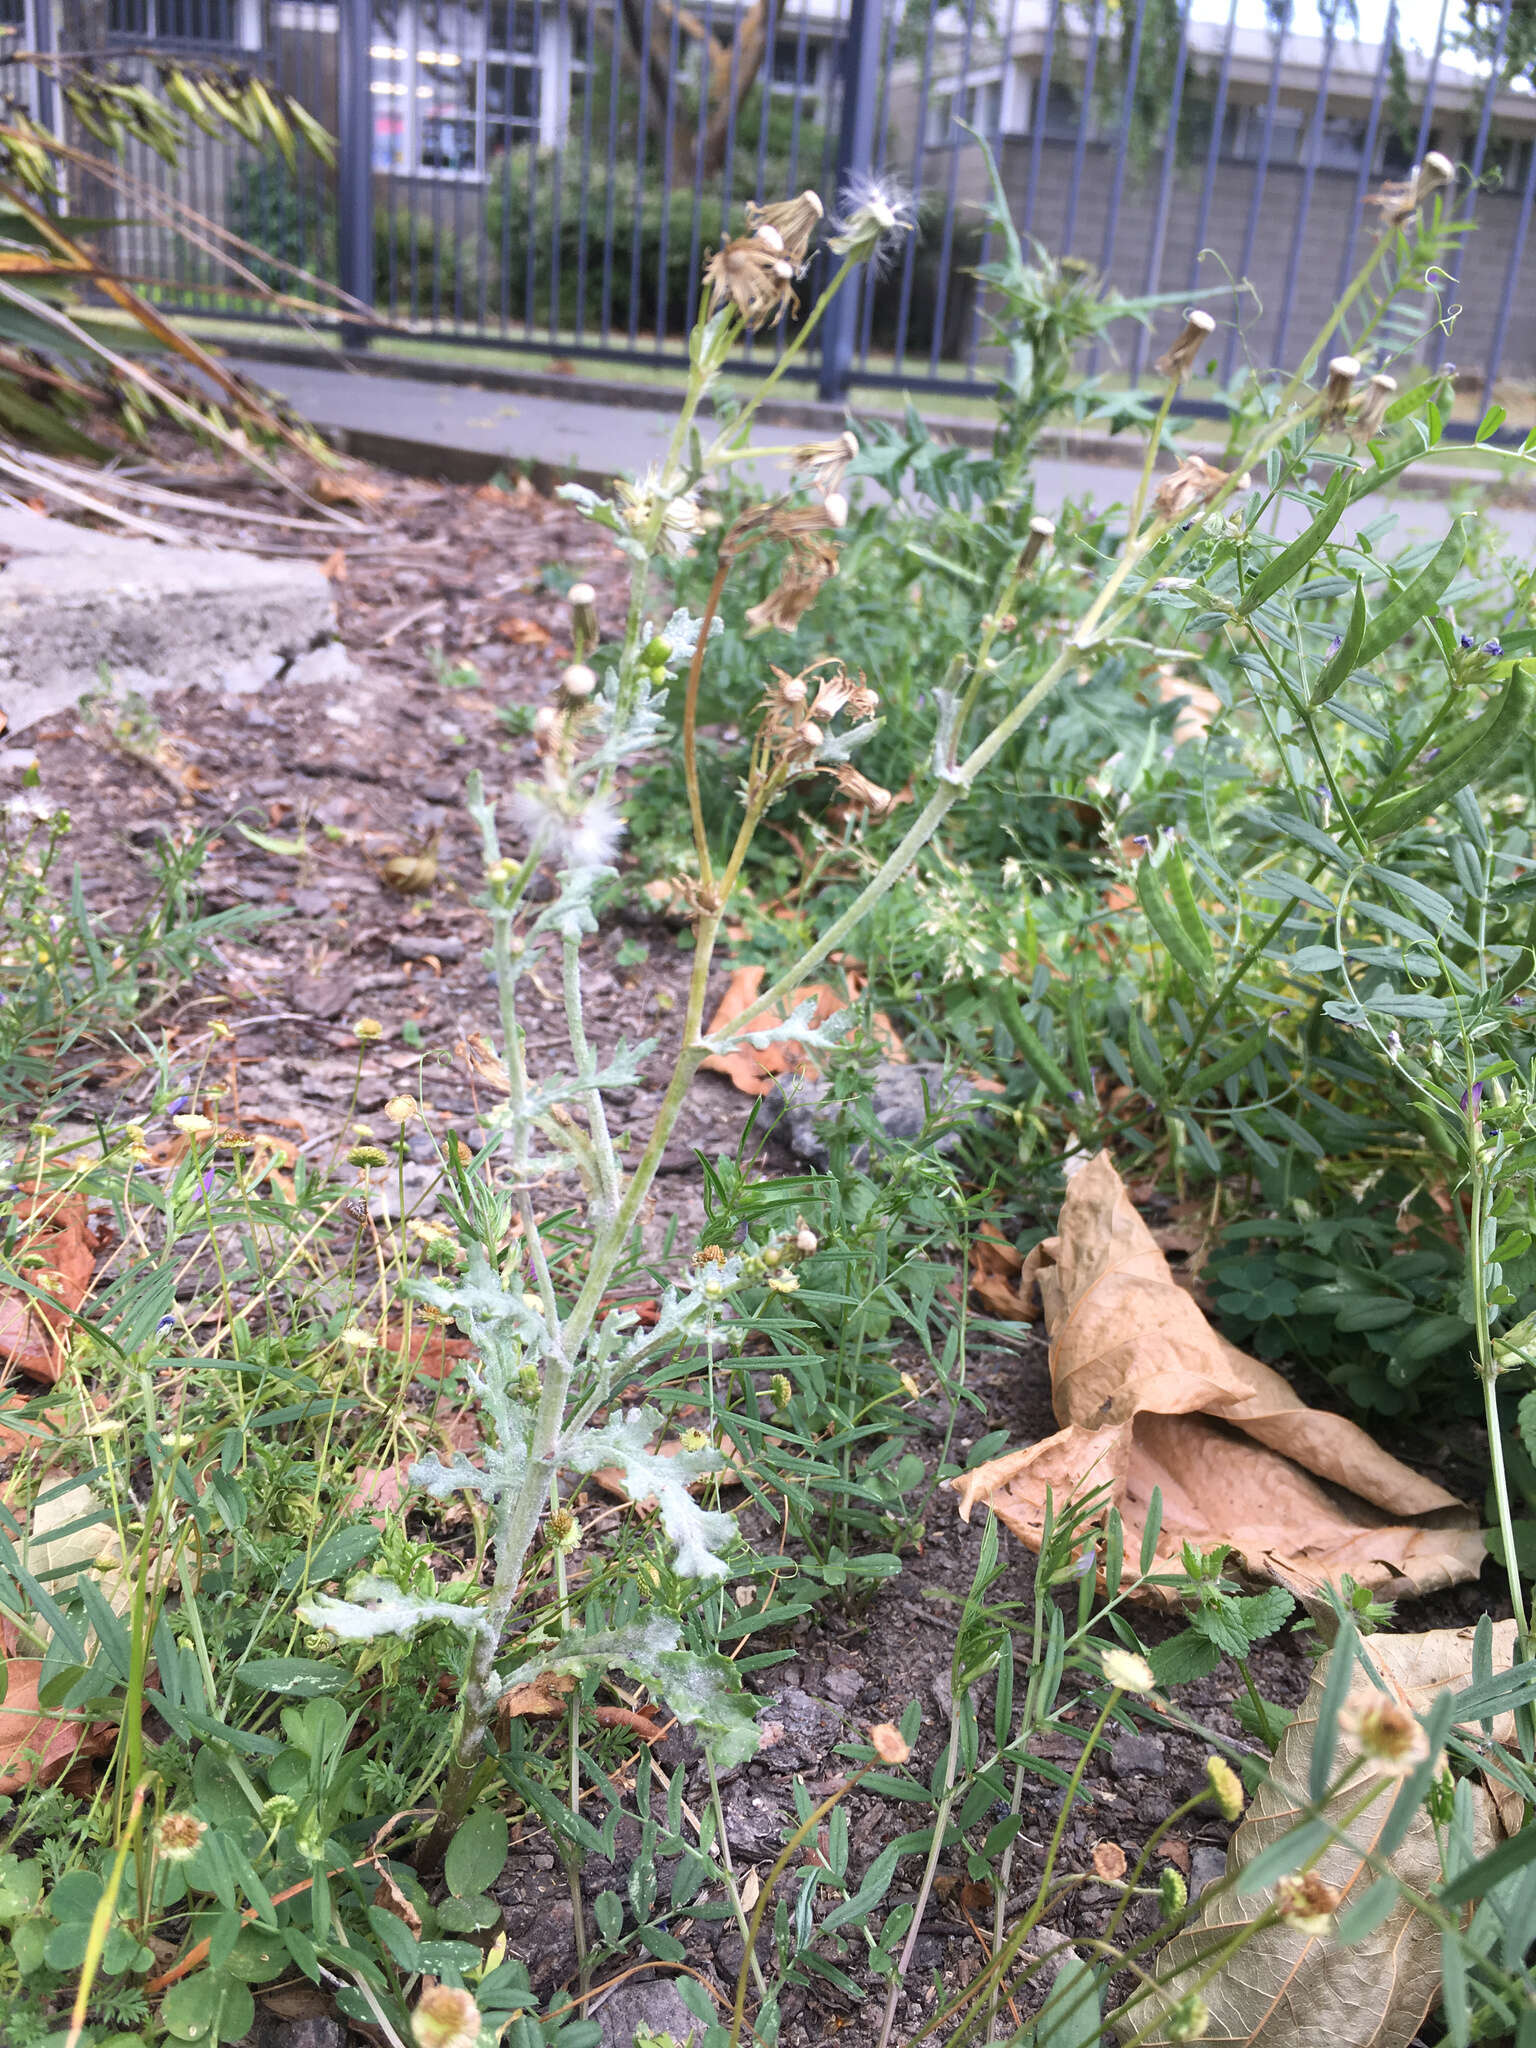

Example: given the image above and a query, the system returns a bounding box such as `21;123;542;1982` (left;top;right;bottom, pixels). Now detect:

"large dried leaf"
699;963;905;1096
953;1154;1481;1600
0;1195;96;1384
0;1658;116;1794
1121;1626;1505;2048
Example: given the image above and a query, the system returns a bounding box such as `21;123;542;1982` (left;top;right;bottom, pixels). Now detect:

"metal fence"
13;0;1536;408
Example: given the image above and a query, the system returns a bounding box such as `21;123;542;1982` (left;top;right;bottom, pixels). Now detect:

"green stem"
874;1723;963;2048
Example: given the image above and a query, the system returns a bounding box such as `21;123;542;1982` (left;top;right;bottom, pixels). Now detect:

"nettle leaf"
502;1619;759;1768
297;1574;491;1644
563;1407;738;1578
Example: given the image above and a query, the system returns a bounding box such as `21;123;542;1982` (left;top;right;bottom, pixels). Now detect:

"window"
1039;78;1085;141
108;0;249;42
927;72;1003;146
370;0;567;178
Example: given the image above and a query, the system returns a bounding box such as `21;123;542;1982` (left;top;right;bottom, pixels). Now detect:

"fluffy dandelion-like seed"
703;234;801;328
155;1812;207;1862
1100;1647;1157;1695
1205;1754;1245;1820
1276;1872;1341;1933
509;786;626;873
412;1982;481;2048
829;174;915;266
1154;309;1216;385
1340;1689;1431;1776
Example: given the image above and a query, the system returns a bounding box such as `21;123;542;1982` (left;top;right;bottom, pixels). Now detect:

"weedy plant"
6;145;1536;2048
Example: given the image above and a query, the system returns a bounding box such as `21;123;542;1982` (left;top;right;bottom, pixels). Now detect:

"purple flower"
197;1166;216;1199
1461;1082;1484;1118
1326;634;1342;656
165;1094;189;1116
1484;639;1503;658
1460;633;1477;651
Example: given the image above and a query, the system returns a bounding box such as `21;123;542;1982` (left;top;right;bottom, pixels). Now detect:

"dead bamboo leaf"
1120;1626;1505;2048
953;1154;1482;1601
699;963;905;1097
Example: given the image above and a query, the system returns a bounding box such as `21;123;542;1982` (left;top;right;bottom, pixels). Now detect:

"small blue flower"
156;1315;175;1333
1326;634;1342;656
1461;1082;1484;1117
165;1093;189;1116
1484;639;1503;658
1460;633;1477;651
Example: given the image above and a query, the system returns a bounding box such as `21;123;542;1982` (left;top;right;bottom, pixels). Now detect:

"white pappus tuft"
509;785;627;873
829;172;916;271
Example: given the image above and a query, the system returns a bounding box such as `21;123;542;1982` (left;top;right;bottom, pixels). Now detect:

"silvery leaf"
297;1574;489;1643
816;717;883;764
504;1618;758;1768
564;1406;738;1578
704;995;853;1056
408;1439;527;1502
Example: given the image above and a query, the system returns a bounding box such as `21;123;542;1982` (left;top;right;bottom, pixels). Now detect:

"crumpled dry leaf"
496;615;552;645
699;963;905;1097
953;1154;1482;1601
968;1225;1040;1322
0;1194;96;1384
1122;1625;1505;2048
372;1868;422;1938
0;1657;116;1794
499;1671;575;1718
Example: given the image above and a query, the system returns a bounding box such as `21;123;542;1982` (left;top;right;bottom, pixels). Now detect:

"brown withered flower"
1154;309;1216;385
1366;149;1456;229
1154;454;1234;522
1275;1872;1341;1934
1350;371;1397;442
830;763;895;815
704;235;800;329
727;502;843;635
745;189;824;267
793;430;859;499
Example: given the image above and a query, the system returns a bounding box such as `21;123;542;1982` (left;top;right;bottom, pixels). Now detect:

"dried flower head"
1351;372;1397;442
1275;1871;1341;1933
384;1096;418;1125
1205;1754;1245;1821
795;1224;819;1255
823;490;850;529
155;1812;206;1863
869;1722;911;1764
745;189;824;266
1322;354;1361;427
831;764;896;816
1367;150;1456;228
412;1982;481;2048
1021;514;1055;573
735;506;841;635
1340;1689;1432;1777
567;581;596;607
829;174;915;266
1154;454;1234;522
1154;309;1216;385
704;234;800;329
1100;1647;1156;1695
793;430;859;500
353;1017;384;1042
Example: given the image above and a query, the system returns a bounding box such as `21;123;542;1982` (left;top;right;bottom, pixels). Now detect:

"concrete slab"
0;506;341;736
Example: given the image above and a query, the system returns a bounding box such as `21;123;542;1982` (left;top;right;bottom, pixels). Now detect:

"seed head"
567;581;596;607
1154;309;1216;385
831;764;895;815
1205;1754;1245;1821
793;430;859;500
1166;1992;1210;2041
770;1371;793;1409
1154;455;1234;522
823;490;849;528
155;1812;207;1863
384;1096;418;1125
353;1017;385;1042
795;1224;818;1256
348;1144;389;1170
829;175;915;266
1100;1647;1156;1695
1159;1865;1188;1919
412;1982;481;2048
744;189;824;266
1275;1871;1340;1933
1021;514;1055;573
560;662;597;700
1322;355;1361;427
704;234;801;329
1340;1689;1431;1776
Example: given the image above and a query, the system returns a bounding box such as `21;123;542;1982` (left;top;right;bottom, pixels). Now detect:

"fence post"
337;0;375;349
817;0;883;404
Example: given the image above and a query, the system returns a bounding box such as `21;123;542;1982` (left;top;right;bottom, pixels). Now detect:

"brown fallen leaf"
969;1224;1040;1322
379;831;440;897
496;616;552;646
0;1193;96;1384
311;466;387;509
500;1672;575;1718
1092;1841;1128;1881
347;1465;409;1525
0;1658;116;1793
385;1322;475;1383
1155;664;1223;748
1122;1626;1504;2048
700;963;905;1097
372;1868;422;1939
954;1153;1483;1602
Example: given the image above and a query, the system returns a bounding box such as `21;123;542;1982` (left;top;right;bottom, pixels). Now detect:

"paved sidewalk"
234;354;1536;551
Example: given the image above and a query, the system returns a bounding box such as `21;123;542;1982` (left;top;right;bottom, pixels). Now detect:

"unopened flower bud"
1205;1755;1245;1821
1154;309;1216;385
770;1372;793;1409
1159;1866;1188;1919
568;581;598;654
642;636;672;667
